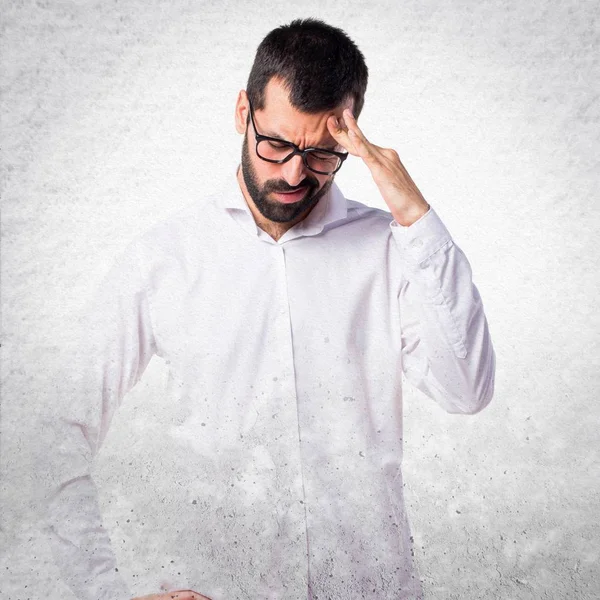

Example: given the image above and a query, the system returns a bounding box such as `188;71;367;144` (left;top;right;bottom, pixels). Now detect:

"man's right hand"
133;590;212;600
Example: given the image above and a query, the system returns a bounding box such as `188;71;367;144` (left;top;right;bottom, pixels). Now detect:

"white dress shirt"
43;175;495;600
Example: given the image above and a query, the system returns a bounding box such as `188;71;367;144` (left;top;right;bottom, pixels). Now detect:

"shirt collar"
211;167;348;239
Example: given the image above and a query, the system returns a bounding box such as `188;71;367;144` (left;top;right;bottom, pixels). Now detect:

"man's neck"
236;168;314;242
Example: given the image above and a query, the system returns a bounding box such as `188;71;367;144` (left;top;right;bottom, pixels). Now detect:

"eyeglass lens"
256;139;341;174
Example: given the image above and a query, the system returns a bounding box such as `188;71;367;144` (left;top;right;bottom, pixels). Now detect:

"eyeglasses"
247;99;348;175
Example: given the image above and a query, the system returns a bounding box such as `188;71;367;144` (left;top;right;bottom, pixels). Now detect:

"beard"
240;133;334;223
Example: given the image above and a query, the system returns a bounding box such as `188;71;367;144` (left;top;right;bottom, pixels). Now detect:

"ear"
234;90;249;135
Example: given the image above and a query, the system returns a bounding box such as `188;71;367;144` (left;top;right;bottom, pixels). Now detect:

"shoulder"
136;196;218;254
115;195;222;289
346;197;393;221
336;191;395;237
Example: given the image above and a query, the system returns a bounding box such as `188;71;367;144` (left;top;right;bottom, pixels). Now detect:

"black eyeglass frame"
247;99;349;175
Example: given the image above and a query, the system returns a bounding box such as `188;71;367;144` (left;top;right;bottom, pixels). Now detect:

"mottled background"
1;0;599;598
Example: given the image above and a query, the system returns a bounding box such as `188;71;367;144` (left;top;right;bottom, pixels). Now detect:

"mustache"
263;177;319;193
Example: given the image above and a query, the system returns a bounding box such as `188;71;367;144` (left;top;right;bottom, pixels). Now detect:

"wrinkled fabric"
43;176;495;600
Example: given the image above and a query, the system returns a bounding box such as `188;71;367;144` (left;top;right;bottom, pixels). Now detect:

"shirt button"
410;238;423;248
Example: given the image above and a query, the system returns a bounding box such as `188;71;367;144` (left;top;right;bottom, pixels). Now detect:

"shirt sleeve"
41;240;156;600
391;207;496;414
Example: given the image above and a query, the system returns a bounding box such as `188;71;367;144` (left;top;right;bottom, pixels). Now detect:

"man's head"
235;19;368;225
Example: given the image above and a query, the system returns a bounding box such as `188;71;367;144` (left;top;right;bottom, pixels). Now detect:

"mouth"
271;186;309;204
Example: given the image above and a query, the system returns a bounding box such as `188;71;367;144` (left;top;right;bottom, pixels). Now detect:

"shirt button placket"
275;243;310;586
275;246;295;392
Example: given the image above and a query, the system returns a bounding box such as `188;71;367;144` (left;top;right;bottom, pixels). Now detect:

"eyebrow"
263;130;339;152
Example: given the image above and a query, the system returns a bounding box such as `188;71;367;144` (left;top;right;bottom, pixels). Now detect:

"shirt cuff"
389;206;453;267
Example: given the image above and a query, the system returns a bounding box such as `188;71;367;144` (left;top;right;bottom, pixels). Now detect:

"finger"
326;115;360;156
343;109;369;143
141;595;205;600
342;109;375;161
170;590;212;600
133;591;210;600
343;109;377;165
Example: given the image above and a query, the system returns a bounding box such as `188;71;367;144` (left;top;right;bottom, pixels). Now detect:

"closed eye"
267;140;292;149
309;150;339;160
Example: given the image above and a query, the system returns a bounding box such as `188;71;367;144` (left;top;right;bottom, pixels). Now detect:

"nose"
280;153;308;188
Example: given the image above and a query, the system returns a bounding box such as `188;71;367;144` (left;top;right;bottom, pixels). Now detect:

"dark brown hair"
246;18;368;117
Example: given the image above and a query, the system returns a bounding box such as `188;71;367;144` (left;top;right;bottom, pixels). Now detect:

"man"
44;18;495;600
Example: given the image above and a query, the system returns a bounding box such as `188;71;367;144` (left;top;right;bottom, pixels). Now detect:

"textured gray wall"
2;0;599;598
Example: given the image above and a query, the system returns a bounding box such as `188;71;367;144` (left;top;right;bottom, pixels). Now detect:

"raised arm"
327;107;495;413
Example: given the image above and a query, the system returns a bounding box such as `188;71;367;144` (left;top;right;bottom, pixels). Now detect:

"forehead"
257;77;353;145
